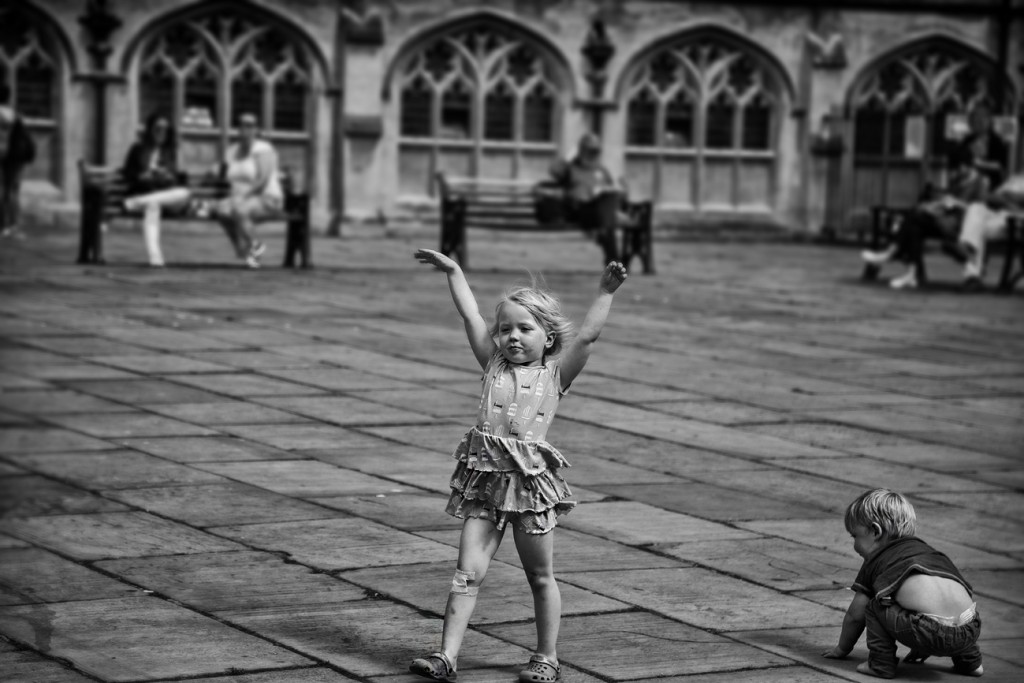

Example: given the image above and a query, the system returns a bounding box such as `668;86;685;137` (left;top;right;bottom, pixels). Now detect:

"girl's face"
495;302;553;367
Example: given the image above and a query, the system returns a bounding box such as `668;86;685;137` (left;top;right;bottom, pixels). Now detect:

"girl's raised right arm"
415;248;496;369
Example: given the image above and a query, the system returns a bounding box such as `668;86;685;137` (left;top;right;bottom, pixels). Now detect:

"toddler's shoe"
519;654;560;683
410;652;456;682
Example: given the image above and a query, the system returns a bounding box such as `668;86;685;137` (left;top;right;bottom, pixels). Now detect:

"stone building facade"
5;0;1023;236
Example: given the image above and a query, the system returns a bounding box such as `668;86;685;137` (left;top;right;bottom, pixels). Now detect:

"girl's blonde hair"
844;488;917;539
490;285;574;356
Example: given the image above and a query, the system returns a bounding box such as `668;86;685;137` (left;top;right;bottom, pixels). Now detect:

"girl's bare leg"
439;517;505;667
513;526;560;664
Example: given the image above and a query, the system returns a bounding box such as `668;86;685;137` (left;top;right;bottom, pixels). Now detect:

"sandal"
519;654;560;683
410;651;457;682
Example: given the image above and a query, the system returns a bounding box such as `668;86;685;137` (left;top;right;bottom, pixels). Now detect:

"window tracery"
138;11;311;133
623;32;783;210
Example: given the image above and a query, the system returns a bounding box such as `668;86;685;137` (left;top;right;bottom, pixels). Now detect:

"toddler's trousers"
864;597;982;679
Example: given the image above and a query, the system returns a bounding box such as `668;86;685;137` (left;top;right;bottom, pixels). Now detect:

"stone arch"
385;11;577;195
121;0;333;194
613;23;795;212
844;35;1016;212
0;1;76;186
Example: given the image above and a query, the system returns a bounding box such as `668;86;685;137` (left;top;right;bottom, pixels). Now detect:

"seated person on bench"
956;171;1024;291
861;144;989;289
122;112;192;267
548;132;623;264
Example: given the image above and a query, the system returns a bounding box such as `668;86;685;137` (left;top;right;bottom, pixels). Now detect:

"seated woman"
549;132;622;264
956;171;1024;291
122;112;192;267
861;144;989;289
210;112;283;268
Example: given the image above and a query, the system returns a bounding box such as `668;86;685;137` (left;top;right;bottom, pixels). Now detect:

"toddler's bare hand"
600;261;628;293
821;647;848;659
415;248;459;274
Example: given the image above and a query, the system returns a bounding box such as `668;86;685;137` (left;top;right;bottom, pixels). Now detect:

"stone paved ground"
0;221;1022;682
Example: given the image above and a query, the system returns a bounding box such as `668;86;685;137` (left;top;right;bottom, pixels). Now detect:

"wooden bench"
863;204;1023;291
76;160;312;268
436;171;655;274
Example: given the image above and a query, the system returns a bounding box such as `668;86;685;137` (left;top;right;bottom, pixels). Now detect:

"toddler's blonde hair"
490;285;574;356
844;488;917;539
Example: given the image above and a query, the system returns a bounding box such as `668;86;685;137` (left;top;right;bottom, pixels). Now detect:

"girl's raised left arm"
559;262;627;389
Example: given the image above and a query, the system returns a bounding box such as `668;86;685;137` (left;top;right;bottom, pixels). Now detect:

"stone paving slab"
0;596;313;681
260;366;423;391
144;400;315;425
679;466;867;514
308;493;463;530
416;526;687;572
485;611;794;679
559;501;759;545
727;625;1024;682
0;427;115;454
0;512;244;560
589;481;826;521
195;460;404;497
4;363;139;381
256;395;436;426
303;447;462;494
0;370;52;389
119;435;301;462
0;475;128;517
849;442;1018;473
0;547;138;605
182;670;361;682
103;482;345;527
217;423;368;450
737;518;1021;571
0;648;97;682
89;354;234;374
344;560;630;624
657;537;857;591
218;600;530;677
0;390;135;415
16;336;153;359
38;412;221;438
210;517;454;570
170;372;332;398
60;378;230;404
185;349;322;369
8;450;225;490
95;551;368;612
563;567;840;632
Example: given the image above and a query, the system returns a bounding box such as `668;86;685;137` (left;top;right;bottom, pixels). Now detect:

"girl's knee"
523;567;556;590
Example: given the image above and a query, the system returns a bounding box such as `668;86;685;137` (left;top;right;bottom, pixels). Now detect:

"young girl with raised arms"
410;248;628;683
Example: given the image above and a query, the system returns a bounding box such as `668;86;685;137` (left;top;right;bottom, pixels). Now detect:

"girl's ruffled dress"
446;353;576;534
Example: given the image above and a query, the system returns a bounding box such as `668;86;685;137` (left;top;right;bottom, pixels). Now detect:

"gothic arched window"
623;34;784;211
395;23;565;196
848;41;1012;212
0;4;61;183
136;10;314;186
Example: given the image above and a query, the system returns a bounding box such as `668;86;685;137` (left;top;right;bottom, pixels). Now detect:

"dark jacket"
1;114;36;173
122;142;180;195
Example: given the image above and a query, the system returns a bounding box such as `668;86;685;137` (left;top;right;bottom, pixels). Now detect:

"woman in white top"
213;112;283;268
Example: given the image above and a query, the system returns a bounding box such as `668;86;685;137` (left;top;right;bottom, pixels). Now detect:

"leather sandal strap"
430;652;455;675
